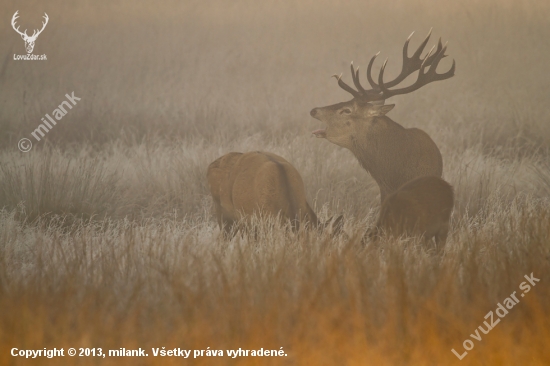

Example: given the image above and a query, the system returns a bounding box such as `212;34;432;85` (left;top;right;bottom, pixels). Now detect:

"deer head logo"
11;11;49;54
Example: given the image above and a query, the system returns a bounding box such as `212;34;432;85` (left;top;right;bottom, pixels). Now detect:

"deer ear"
367;104;395;117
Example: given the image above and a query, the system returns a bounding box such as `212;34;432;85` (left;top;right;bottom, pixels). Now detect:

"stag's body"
313;101;442;203
207;151;319;234
370;176;454;246
310;30;454;203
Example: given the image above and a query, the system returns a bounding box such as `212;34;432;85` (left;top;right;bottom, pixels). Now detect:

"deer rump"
372;176;454;246
207;151;318;234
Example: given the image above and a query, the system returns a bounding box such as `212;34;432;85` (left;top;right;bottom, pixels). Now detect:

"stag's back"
374;176;453;246
207;151;318;232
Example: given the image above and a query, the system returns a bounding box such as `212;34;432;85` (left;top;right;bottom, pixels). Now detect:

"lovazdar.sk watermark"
11;11;48;60
451;272;540;360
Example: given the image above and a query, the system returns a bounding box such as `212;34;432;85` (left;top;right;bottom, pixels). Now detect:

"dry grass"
1;0;550;364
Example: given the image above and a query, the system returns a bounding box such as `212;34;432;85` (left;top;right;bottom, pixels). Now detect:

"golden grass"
1;202;549;365
1;0;550;364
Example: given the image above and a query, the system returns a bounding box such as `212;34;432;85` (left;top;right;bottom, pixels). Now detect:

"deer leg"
362;226;380;247
434;224;449;249
221;219;237;240
421;235;437;252
331;215;344;236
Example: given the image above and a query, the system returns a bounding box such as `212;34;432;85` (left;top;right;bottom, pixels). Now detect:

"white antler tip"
407;31;415;40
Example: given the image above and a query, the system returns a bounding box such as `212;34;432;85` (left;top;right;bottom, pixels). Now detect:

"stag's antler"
11;11;27;38
334;29;455;102
31;13;49;40
377;42;455;100
11;11;49;40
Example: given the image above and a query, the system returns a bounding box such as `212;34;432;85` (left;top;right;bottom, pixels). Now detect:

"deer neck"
350;116;406;179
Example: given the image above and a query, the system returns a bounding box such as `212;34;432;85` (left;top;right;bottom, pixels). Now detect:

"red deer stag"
310;30;455;204
207;151;342;236
367;176;454;247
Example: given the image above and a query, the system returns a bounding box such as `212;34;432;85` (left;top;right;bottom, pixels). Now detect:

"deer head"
311;29;455;144
12;11;49;54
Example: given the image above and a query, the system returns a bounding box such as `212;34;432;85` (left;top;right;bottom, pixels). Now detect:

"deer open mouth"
312;129;326;138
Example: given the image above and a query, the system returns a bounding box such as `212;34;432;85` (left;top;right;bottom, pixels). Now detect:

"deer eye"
340;108;352;115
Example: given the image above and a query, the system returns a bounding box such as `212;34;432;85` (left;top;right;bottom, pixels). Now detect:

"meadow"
1;0;550;364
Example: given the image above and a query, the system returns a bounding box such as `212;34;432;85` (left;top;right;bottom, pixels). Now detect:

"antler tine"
366;51;381;89
443;59;456;79
332;73;360;98
402;31;414;62
378;58;390;94
422;45;437;67
410;28;432;61
350;62;367;93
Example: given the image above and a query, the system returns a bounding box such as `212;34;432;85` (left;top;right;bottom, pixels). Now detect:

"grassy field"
1;0;550;364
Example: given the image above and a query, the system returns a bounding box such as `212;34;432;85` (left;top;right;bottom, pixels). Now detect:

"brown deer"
367;176;454;247
310;30;455;204
207;151;342;236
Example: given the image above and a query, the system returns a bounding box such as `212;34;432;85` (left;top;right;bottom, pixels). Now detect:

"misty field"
1;0;550;365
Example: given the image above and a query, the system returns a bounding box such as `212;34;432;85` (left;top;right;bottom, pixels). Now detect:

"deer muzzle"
310;108;327;138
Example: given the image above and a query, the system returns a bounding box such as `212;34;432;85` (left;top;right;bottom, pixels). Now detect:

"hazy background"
2;0;550;222
1;0;549;365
